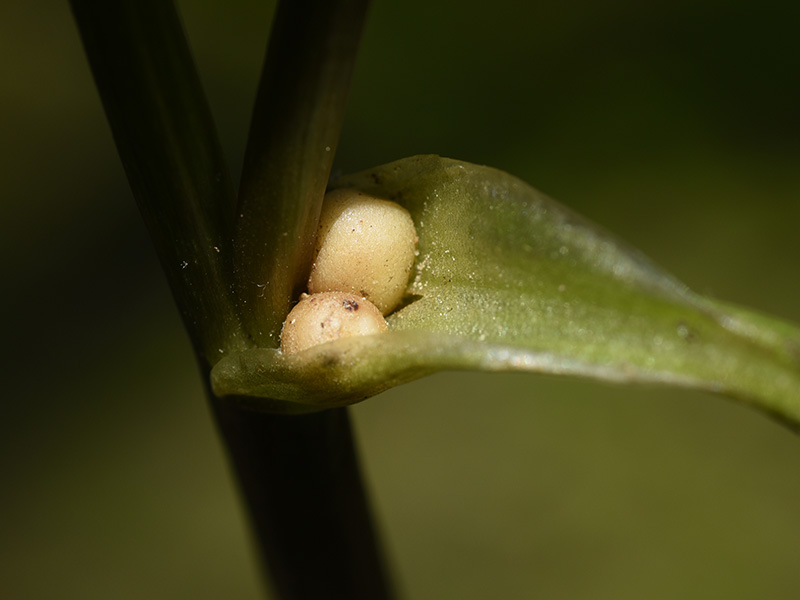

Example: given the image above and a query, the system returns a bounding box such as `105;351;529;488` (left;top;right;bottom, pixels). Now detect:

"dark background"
2;1;800;598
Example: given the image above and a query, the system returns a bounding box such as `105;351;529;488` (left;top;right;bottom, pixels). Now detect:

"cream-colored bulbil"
308;188;417;315
280;292;388;355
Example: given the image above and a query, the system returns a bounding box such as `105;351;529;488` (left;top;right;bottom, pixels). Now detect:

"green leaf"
212;156;800;427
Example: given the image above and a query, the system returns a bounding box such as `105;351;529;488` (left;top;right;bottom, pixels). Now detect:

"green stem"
70;0;247;364
235;0;371;347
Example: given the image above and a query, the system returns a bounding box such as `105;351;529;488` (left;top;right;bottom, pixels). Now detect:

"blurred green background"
2;0;800;598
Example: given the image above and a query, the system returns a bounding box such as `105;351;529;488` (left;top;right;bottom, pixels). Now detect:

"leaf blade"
213;156;800;426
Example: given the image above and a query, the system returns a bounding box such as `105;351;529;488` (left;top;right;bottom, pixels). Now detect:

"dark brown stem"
70;0;247;362
209;397;395;599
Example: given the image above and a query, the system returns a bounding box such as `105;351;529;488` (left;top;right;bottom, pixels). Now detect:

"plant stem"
235;0;371;347
222;3;394;596
70;0;247;364
209;397;395;599
74;2;394;596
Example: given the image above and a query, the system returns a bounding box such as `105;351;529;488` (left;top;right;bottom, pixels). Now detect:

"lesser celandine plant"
71;0;800;598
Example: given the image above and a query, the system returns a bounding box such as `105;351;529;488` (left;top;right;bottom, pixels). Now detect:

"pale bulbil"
280;292;388;355
307;188;417;315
